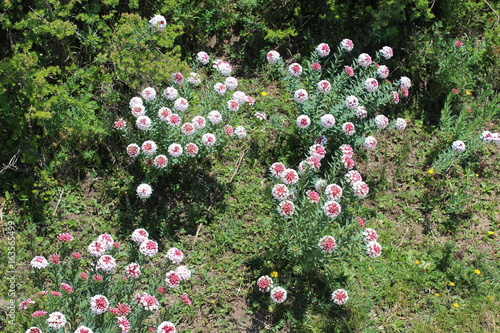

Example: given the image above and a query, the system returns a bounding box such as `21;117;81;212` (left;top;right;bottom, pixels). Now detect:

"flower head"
340;39;354;52
141;140;157;155
320;114;336;128
137;184;153;199
277;200;295;217
125;263;141;279
257;275;273;292
358;53;372;67
87;241;106;257
175;266;192;281
30;256;48;269
163;87;178;101
139;239;158;257
196;51;210;65
319;235;336;253
294;89;308;103
90;295;109;314
365;78;379;92
47;312;66;329
366;241;382;258
344;65;354;76
96;255;117;273
363;228;379;243
352;181;369;198
363;136;378;150
395;118;406;131
452;140;466;153
149;15;167;31
377;65;390;79
168;143;183;157
267;50;281;64
317;80;331;93
225;77;238;90
342;122;355;136
316;43;330;57
141;87;156;101
270;162;286;178
202;133;217;147
281;168;299;185
323;201;341;218
379;46;393;59
270;287;287;303
57;233;73;242
325;184;343;201
25;328;43;333
331;289;349;305
75;326;94;333
272;184;289;201
136;292;159;311
166;247;184;264
235;126;247;139
345;95;359;108
374;115;389;129
165;270;181;288
19;298;35;310
288;63;303;76
296;115;311;128
157;321;176;333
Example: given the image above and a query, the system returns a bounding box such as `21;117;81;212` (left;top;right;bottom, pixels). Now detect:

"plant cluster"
19;229;193;332
252;41;412;313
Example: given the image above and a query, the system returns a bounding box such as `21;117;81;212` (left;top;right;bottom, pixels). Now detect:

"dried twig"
193;148;248;244
207;148;248;212
52;189;65;216
0;149;20;175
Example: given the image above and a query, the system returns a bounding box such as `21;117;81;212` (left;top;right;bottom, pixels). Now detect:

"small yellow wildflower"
428;169;434;174
268;306;273;311
465;90;472;95
475;174;479;177
453;303;460;308
474;269;481;275
449;282;456;286
487;231;494;235
270;271;278;278
210;300;215;304
435;293;440;297
261;91;268;96
486;295;494;301
415;260;421;265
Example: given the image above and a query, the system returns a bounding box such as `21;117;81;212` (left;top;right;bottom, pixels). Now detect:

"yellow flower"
474;269;481;275
453;303;460;308
487;231;494;235
435;293;440;297
428;169;434;174
261;91;268;96
465;90;472;95
415;260;421;265
270;271;278;278
486;295;494;301
475;174;479;177
449;282;456;286
268;306;273;311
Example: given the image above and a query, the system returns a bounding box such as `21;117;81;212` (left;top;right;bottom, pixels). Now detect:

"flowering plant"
256;41;409;308
115;49;258;199
20;230;193;332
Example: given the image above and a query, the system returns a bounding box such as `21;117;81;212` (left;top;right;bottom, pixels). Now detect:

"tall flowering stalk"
20;231;192;332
